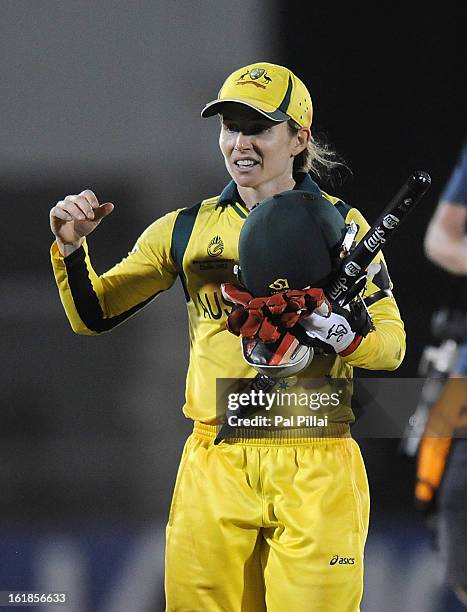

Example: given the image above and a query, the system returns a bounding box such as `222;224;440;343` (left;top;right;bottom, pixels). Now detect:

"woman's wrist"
56;237;83;257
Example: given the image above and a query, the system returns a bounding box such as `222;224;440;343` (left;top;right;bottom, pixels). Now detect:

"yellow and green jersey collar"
216;172;323;218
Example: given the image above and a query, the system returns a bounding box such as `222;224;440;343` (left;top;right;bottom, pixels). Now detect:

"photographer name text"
227;414;329;427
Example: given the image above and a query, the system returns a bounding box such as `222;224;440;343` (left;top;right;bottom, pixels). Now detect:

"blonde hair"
287;120;348;181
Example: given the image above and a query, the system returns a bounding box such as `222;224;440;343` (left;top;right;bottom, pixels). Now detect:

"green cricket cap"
238;190;346;296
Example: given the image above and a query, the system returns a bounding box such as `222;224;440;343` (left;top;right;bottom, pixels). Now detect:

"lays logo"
237;67;272;89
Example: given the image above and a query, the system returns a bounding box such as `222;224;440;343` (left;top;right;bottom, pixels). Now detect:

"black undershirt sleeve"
64;246;162;333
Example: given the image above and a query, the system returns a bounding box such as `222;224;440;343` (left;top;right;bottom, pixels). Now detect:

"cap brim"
201;99;289;122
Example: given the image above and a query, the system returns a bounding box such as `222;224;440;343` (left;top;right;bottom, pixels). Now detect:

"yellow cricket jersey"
50;173;406;424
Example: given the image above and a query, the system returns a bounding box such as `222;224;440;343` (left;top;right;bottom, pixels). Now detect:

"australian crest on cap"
237;67;272;88
249;68;265;80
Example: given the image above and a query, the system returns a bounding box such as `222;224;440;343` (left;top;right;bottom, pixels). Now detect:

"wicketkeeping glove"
221;283;330;342
299;298;374;356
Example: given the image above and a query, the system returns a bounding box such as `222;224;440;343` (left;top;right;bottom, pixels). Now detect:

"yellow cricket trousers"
165;422;370;612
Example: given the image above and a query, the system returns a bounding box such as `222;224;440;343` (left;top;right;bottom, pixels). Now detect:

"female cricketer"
49;62;406;611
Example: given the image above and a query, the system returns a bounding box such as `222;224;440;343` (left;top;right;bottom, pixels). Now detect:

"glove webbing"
222;283;329;343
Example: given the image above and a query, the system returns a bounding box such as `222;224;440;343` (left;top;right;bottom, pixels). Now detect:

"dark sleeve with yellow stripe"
50;210;181;335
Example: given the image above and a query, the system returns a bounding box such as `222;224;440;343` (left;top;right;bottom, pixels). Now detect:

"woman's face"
219;104;308;194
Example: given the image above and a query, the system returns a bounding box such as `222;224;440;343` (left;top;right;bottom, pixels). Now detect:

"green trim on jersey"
171;201;202;301
334;199;352;220
230;203;248;219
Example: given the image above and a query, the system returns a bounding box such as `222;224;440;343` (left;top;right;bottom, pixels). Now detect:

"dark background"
282;4;465;377
1;3;465;610
281;3;466;520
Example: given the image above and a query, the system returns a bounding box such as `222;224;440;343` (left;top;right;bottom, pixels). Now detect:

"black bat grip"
349;170;431;264
325;171;431;304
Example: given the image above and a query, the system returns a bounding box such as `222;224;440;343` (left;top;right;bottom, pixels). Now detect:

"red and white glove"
299;300;373;356
221;283;330;377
